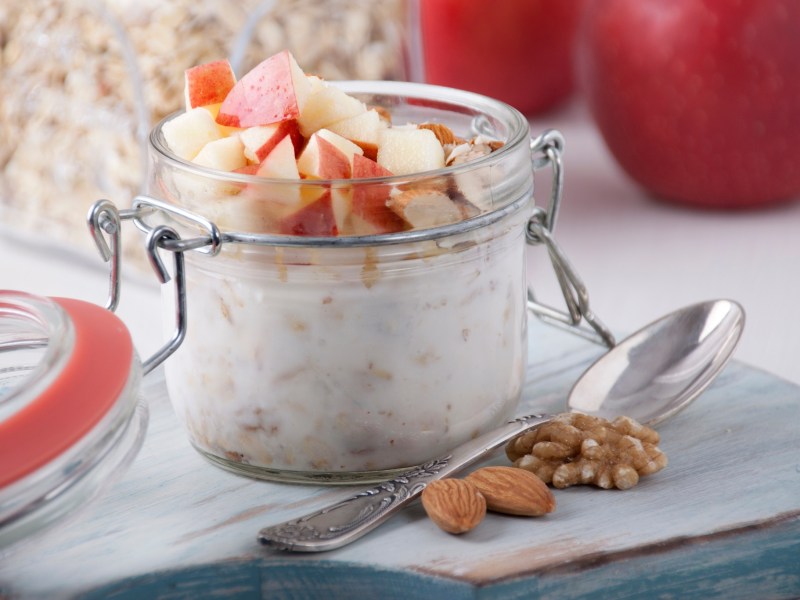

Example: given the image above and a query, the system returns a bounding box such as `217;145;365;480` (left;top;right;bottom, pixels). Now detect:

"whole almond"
418;122;457;146
421;479;487;534
466;466;556;516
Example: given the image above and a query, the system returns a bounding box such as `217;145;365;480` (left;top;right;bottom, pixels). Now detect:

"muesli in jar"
149;51;534;482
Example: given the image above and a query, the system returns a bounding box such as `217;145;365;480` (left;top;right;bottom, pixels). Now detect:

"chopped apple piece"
316;128;364;168
202;103;222;118
277;189;338;236
306;75;327;94
167;170;244;206
297;83;366;137
387;188;462;229
217;50;311;128
184;59;236;111
234;164;260;175
297;133;352;179
192;136;247;172
330;187;353;234
377;128;445;175
162;108;222;160
239;120;303;162
346;215;380;236
256;135;300;180
251;135;302;207
351;155;406;233
199;103;241;136
327;109;386;161
352;153;394;180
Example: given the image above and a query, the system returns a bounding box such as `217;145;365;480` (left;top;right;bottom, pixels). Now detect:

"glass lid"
0;291;145;550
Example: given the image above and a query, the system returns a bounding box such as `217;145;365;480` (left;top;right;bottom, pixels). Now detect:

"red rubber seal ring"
0;298;134;488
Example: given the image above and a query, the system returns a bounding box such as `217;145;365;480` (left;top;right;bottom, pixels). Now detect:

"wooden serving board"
1;321;798;599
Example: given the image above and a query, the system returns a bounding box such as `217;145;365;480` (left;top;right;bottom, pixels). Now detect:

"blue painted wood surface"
1;321;798;599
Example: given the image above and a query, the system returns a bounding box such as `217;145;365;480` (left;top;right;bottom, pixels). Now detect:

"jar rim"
149;80;531;188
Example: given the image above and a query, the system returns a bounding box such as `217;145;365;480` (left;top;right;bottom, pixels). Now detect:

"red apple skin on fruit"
217;50;309;128
233;164;260;176
184;60;236;109
297;135;352;180
243;120;303;162
577;0;800;208
278;192;338;236
351;155;406;233
419;0;586;114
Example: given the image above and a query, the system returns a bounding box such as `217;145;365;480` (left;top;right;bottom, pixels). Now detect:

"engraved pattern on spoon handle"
258;414;553;552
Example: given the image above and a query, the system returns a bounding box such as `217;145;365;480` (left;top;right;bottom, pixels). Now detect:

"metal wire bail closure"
87;200;122;312
527;130;615;348
86;201;188;375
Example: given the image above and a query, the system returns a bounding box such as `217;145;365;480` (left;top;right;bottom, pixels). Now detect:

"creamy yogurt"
149;79;536;482
163;208;528;479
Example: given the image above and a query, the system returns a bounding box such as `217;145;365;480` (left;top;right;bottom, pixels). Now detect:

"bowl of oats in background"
0;0;408;263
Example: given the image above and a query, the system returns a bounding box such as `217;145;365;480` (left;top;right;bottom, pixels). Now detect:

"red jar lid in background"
0;292;145;550
0;296;134;487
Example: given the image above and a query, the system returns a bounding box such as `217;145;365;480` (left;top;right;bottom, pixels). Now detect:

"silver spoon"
258;299;745;552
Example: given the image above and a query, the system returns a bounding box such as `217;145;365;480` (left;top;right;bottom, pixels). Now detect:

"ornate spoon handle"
258;413;553;552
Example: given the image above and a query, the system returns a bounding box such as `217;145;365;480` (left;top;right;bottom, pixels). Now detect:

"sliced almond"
466;466;556;517
446;141;490;167
421;479;486;534
387;188;462;229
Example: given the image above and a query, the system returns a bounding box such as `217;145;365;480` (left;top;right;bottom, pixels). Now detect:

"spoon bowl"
568;299;745;426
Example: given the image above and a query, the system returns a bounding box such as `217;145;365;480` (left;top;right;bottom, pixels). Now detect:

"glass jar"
141;81;534;483
0;292;146;550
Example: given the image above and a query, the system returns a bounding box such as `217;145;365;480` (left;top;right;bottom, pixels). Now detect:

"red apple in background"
577;0;800;208
419;0;587;115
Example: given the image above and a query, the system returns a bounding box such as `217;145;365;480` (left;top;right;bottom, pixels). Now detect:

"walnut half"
506;413;668;490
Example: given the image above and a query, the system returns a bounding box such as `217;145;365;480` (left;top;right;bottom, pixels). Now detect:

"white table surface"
2;99;798;385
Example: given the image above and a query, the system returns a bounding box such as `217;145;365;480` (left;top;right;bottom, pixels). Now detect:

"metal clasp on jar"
526;130;615;348
87;198;192;375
